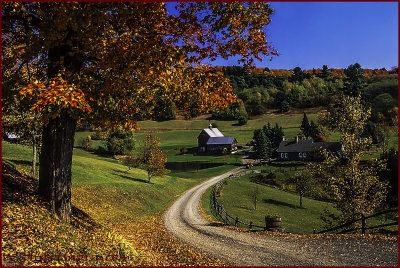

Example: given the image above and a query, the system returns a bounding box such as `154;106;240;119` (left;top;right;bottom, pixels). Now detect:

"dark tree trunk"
39;111;76;222
38;27;82;223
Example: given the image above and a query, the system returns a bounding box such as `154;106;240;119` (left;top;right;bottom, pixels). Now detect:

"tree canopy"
2;2;278;222
3;2;278;128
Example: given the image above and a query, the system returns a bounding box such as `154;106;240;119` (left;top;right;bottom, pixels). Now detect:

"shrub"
237;115;248;126
92;130;108;140
78;135;92;151
280;100;291;112
252;104;265;115
250;172;279;186
106;129;135;155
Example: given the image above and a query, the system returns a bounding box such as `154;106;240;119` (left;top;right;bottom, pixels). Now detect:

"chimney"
209;123;213;129
295;136;299;143
282;136;285;141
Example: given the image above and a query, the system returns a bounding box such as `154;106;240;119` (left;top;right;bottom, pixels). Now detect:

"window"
284;153;288;158
303;152;307;158
281;153;284;159
299;152;303;158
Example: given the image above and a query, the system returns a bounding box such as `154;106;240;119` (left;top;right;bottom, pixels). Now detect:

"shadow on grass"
112;169;152;184
263;198;300;209
5;159;34;167
165;161;226;172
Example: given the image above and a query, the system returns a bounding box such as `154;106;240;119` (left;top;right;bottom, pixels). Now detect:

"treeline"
216;64;398;122
89;64;397;125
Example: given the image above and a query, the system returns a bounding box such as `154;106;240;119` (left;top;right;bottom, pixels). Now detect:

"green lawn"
3;111;397;232
1;140;238;225
207;174;340;234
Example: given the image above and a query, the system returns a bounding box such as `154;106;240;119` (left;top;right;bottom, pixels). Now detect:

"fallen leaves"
113;217;226;266
1;162;137;266
2;162;225;266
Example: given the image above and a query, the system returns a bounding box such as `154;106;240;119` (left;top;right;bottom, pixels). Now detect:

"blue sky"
169;2;398;70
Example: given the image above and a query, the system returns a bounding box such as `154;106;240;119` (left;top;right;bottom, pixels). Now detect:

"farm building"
276;136;342;161
198;124;238;154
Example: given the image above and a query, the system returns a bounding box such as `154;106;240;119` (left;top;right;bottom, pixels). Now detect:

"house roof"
202;128;224;137
276;140;342;153
206;137;237;145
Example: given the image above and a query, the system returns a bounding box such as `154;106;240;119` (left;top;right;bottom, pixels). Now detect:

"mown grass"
204;172;398;235
2;141;236;223
3;111;397;235
204;174;340;234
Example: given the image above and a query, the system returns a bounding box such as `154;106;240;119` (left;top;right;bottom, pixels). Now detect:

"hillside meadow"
2;110;397;265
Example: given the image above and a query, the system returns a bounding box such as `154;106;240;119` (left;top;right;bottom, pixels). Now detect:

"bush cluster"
250;172;279;186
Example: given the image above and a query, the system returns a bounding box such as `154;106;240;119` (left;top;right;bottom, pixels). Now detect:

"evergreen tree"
320;64;331;79
253;129;272;160
271;123;284;149
300;113;311;137
262;122;272;139
290;66;305;82
309;120;320;140
343;63;366;97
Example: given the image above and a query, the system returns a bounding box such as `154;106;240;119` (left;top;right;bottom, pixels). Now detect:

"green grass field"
204;174;340;234
204;174;397;235
3;111;398;233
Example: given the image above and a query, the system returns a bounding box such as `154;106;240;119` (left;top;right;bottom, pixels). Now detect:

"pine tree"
309;120;320;140
300;113;311;138
343;63;366;97
253;129;272;161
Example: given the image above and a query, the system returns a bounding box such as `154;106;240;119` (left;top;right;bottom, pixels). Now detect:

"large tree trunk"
39;111;76;222
39;26;82;223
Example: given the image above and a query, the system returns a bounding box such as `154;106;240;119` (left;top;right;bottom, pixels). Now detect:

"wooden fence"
315;208;398;235
210;170;283;231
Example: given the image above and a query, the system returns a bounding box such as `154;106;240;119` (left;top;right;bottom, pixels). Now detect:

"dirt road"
164;168;398;266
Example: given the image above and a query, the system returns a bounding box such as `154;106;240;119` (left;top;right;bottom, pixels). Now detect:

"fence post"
225;211;229;224
249;221;253;231
235;217;239;227
361;213;366;235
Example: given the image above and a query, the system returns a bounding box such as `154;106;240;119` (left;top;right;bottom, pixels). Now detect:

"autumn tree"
2;99;43;176
2;2;278;222
313;95;388;224
286;170;315;208
142;134;167;182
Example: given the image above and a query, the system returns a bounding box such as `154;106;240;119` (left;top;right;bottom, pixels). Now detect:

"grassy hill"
2;111;397;264
1;141;228;266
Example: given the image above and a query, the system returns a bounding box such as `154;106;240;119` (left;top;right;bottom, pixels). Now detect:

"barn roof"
276;140;342;153
202;128;224;137
206;137;237;145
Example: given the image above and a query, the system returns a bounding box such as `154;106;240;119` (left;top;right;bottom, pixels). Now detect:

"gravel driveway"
164;168;398;266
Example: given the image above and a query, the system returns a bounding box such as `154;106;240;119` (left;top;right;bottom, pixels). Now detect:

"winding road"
164;167;398;266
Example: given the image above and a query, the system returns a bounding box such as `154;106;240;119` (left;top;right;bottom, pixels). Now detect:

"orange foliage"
19;75;92;117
